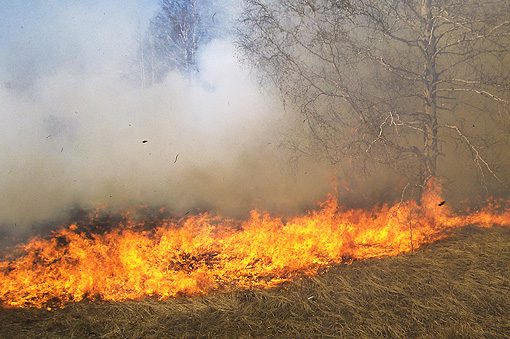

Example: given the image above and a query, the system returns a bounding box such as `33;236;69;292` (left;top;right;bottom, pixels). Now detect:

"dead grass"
1;226;509;338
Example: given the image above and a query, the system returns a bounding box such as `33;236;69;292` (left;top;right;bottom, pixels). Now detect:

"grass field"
1;226;509;338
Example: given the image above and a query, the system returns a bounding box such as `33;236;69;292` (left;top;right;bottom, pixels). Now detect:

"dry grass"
1;226;509;338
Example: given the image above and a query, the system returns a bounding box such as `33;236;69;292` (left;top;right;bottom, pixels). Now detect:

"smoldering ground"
0;1;331;243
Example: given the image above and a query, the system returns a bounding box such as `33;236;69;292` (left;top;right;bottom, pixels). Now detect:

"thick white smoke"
0;1;331;237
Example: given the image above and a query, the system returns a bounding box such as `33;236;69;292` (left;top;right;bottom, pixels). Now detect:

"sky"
0;1;157;88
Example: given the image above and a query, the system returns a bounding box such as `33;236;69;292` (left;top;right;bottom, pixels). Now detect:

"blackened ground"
1;226;509;338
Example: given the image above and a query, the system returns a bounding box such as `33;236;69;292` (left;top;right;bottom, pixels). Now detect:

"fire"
1;181;509;308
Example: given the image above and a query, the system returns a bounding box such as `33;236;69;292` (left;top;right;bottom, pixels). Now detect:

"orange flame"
1;180;509;308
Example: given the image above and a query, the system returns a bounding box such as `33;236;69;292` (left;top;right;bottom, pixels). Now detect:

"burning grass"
1;180;509;309
0;226;508;338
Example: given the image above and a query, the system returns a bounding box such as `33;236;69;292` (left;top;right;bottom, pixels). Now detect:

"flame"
1;180;509;308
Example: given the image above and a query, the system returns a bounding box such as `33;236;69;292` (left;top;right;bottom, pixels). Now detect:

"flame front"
1;181;509;308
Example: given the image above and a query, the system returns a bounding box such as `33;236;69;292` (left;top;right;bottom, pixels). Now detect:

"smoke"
0;1;331;239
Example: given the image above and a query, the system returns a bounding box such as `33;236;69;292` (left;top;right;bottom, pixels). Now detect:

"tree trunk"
421;0;439;184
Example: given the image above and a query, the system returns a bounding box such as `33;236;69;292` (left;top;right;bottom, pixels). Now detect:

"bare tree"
238;0;510;195
134;25;157;88
133;0;228;83
150;0;203;75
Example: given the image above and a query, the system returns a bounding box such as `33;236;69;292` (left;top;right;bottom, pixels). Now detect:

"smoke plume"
0;1;331;241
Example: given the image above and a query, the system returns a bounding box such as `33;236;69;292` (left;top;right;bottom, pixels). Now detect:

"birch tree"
238;0;510;194
150;0;203;75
